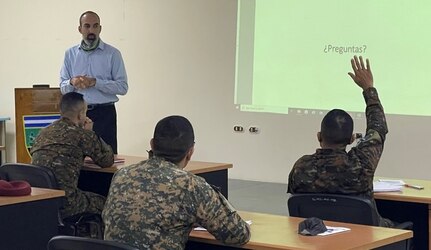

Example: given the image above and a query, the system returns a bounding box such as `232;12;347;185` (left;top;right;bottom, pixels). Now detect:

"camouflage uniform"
102;156;251;250
287;87;393;227
31;117;114;218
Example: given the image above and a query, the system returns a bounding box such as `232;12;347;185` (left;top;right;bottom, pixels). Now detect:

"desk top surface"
0;187;65;206
189;211;413;250
83;155;232;174
0;117;10;121
374;176;431;204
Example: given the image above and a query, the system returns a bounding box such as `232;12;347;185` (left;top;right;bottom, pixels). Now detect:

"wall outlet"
233;125;244;132
249;126;260;134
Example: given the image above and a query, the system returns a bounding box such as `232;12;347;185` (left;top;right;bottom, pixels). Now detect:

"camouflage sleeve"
80;130;114;167
355;87;388;172
363;87;388;143
192;177;251;245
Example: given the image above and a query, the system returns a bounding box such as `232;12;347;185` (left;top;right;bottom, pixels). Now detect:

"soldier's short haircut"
60;92;85;116
320;109;353;145
152;115;195;164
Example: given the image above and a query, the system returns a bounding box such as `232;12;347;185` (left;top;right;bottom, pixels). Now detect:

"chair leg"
87;221;103;239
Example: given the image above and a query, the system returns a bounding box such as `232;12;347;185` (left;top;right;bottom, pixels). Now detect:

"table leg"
376;199;428;250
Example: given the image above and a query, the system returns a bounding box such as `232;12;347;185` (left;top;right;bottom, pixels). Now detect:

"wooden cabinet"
15;88;61;163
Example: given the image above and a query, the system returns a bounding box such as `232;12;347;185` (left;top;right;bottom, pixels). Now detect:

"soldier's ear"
349;134;355;145
317;132;322;142
77;110;84;122
150;138;155;150
185;146;194;162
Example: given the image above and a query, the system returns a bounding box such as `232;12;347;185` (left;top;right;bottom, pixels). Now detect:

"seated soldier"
103;115;251;249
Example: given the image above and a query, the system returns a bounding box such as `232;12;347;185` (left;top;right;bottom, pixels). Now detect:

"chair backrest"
47;235;140;250
288;193;380;226
0;163;59;189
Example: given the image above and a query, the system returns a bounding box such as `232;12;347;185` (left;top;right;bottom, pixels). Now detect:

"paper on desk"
373;179;405;192
377;179;405;185
193;220;252;231
318;226;351;236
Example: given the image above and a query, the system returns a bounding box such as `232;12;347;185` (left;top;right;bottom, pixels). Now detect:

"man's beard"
84;33;98;46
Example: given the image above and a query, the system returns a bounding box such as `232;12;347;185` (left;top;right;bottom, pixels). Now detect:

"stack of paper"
373;179;405;192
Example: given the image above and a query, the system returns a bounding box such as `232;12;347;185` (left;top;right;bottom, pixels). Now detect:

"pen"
404;184;424;190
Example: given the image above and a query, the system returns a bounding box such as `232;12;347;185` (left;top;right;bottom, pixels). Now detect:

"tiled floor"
228;179;289;216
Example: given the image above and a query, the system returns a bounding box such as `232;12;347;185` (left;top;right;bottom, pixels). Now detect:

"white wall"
1;0;430;184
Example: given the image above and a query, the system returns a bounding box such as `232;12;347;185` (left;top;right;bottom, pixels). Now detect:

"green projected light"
235;0;431;116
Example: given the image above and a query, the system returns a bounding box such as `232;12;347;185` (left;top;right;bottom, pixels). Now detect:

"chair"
288;193;381;225
47;235;139;250
0;163;103;239
288;193;413;249
0;163;58;189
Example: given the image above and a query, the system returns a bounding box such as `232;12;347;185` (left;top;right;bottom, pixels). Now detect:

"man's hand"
70;76;86;89
83;117;94;131
70;76;96;89
348;55;373;90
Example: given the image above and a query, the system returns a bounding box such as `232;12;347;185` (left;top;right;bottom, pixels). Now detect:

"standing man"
60;11;128;154
103;115;251;249
287;56;394;227
31;92;114;219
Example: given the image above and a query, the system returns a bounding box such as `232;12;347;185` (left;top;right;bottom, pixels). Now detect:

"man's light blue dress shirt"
60;40;128;105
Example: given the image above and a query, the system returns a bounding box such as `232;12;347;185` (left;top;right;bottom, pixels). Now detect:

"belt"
87;102;114;110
